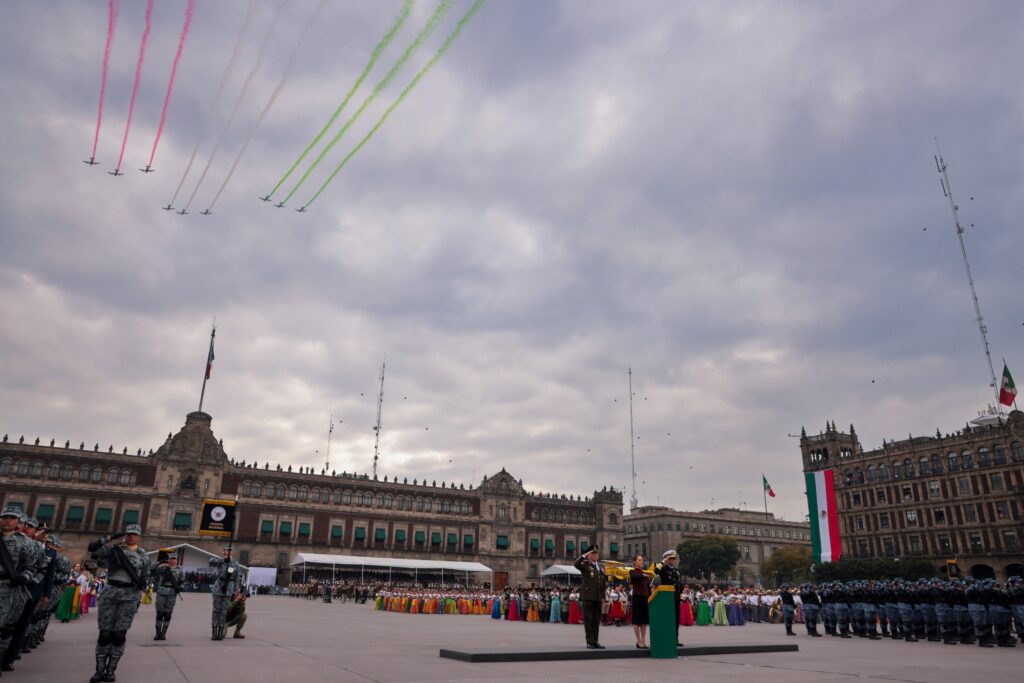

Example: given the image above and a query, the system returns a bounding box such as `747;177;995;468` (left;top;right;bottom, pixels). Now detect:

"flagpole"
198;321;216;413
763;483;769;521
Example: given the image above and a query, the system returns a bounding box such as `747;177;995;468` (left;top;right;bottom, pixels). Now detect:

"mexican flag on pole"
763;474;775;497
805;470;841;563
999;363;1016;407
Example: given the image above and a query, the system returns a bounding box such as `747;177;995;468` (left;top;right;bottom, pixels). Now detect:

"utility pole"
628;367;639;511
372;358;386;478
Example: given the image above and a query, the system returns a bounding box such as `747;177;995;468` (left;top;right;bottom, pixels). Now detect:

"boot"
211;624;220;641
996;637;1016;648
219;625;228;640
104;649;122;682
232;624;245;639
89;653;108;683
905;632;918;642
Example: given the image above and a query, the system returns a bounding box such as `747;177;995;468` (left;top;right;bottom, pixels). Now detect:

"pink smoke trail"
113;0;154;173
146;0;197;170
89;0;119;162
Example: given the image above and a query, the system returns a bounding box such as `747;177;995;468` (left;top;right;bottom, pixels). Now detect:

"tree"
761;544;812;587
812;558;936;582
677;535;741;580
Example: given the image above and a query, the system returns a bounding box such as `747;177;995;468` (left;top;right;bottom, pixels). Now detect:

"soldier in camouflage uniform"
1;506;38;674
88;523;151;683
152;551;182;641
209;547;242;641
0;514;49;672
35;534;70;648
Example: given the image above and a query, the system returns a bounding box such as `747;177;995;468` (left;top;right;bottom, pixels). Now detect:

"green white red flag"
805;470;841;563
762;474;775;498
999;363;1016;407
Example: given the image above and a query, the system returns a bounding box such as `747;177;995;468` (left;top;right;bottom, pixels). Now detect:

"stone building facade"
799;410;1024;580
0;411;623;588
623;505;810;586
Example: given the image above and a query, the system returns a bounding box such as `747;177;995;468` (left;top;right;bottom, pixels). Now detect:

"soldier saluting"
88;523;151;683
209;547;241;641
152;550;182;641
573;543;607;649
0;506;37;672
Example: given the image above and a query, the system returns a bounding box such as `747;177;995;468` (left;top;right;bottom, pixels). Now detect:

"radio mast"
628;367;639;511
372;358;386;478
934;140;1000;409
325;415;334;472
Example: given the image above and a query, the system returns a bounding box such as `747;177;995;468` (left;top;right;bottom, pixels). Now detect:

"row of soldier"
779;578;1024;648
0;506;247;683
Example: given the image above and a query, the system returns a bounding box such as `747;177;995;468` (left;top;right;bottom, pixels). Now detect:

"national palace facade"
800;409;1024;580
0;411;624;588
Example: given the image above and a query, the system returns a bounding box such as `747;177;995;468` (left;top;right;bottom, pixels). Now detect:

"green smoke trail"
264;0;414;200
281;0;454;205
302;0;487;209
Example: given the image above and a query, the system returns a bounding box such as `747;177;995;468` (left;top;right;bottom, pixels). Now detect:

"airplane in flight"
275;202;285;208
83;157;99;166
260;194;272;202
200;209;212;215
295;206;307;213
108;168;124;177
162;204;174;211
177;209;189;216
139;165;154;173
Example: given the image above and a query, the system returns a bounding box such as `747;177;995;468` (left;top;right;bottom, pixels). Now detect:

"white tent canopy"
292;552;491;573
541;564;581;577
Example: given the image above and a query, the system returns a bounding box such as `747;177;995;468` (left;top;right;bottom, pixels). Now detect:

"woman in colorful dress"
711;587;729;625
549;590;562;623
567;590;582;624
608;586;625;626
679;584;696;626
695;586;713;625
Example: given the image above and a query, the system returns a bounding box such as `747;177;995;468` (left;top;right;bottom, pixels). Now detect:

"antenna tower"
325;415;334;471
372;358;386;478
934;140;1000;408
628;367;638;511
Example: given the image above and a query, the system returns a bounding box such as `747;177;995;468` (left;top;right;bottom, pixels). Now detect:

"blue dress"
550;596;561;622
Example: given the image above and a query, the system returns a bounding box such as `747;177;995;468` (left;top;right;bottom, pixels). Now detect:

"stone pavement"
7;596;1021;683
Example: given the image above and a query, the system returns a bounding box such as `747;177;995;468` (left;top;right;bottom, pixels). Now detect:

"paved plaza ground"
9;596;1021;682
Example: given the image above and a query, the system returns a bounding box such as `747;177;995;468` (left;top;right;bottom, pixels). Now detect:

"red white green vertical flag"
762;474;775;497
805;470;841;563
999;363;1016;407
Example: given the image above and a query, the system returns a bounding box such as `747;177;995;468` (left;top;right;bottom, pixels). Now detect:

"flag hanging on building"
204;329;216;380
805;470;841;563
999;363;1016;406
763;474;775;498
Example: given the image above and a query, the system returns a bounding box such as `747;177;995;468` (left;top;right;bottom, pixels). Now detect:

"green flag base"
648;585;677;658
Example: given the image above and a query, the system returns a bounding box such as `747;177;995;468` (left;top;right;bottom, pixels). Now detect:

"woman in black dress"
629;554;651;648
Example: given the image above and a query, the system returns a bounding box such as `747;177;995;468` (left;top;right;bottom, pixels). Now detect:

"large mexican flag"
805;470;841;563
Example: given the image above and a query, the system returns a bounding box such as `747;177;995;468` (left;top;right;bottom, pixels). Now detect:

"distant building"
623;505;810;585
799;410;1024;580
0;411;623;588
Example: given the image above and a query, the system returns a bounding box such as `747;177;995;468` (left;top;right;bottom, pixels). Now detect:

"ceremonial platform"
440;642;798;662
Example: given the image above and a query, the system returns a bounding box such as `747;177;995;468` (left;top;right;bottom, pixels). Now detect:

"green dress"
696;598;712;625
712;599;729;625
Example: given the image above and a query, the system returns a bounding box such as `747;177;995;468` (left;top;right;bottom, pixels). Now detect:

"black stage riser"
439;643;798;662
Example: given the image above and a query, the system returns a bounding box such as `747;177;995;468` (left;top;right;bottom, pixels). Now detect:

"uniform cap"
24;517;39;528
662;549;677;560
125;523;143;535
583;543;599;554
1;505;23;518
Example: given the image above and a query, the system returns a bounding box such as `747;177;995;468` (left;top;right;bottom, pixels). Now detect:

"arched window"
333;490;342;504
49;462;62;479
844;469;853;485
107;467;119;483
265;484;275;498
288;485;298;500
16;461;29;476
92;466;103;482
442;499;451;513
1010;442;1022;463
354;493;364;506
424;499;432;512
892;461;903;479
68;465;79;481
342;490;351;505
242;481;252;497
977;447;990;467
878;463;889;481
931;454;943;473
460;501;469;514
993;445;1007;465
960;450;973;469
252;482;262;497
415;497;424;511
918;456;930;476
375;494;384;508
947;451;959;471
276;484;286;498
855;467;865;484
609;512;618;525
0;459;11;475
867;465;877;482
119;469;131;485
903;458;914;477
384;495;393;509
30;461;43;477
311;488;320;503
298;487;308;501
79;464;91;482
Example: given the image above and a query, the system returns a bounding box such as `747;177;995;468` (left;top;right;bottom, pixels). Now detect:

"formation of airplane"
108;168;124;177
139;165;154;173
83;157;99;166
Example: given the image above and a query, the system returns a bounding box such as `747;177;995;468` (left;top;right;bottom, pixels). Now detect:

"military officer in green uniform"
88;523;151;683
573;543;607;649
152;551;182;641
209;547;241;640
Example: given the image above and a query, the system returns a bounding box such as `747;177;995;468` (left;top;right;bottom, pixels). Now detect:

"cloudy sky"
1;1;1021;522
